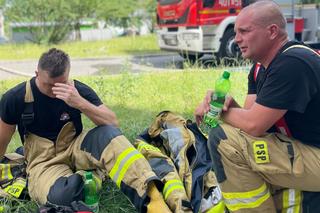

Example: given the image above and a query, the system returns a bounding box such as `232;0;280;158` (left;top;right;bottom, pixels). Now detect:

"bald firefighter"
195;1;320;212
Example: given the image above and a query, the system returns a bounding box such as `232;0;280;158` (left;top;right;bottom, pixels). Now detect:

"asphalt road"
0;54;185;80
0;53;246;80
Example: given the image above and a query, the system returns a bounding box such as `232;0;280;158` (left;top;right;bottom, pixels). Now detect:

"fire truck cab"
156;0;320;61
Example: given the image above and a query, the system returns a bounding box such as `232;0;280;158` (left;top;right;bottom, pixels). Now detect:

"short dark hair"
38;48;70;78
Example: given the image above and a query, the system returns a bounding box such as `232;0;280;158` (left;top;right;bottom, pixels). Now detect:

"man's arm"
52;83;119;127
0;119;16;158
222;102;286;136
78;102;118;127
243;94;256;109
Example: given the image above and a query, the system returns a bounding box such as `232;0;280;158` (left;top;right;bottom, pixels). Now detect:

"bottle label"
207;104;222;119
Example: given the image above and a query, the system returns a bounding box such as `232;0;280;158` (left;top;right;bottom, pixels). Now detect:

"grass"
0;67;249;212
0;34;160;60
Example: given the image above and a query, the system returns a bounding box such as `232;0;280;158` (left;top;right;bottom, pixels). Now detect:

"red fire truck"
156;0;320;61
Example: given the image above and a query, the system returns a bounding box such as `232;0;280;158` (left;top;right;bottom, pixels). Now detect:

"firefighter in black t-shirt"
0;48;171;212
195;1;320;212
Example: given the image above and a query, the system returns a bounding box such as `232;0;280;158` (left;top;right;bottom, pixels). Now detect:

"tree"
96;0;157;34
4;0;101;44
5;0;74;44
96;0;140;28
67;0;100;40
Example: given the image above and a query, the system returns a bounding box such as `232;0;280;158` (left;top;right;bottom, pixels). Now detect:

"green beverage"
84;171;99;213
204;71;231;128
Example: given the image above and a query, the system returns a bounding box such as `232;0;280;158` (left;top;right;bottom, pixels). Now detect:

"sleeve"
0;91;23;125
247;64;257;94
256;56;317;113
75;80;103;106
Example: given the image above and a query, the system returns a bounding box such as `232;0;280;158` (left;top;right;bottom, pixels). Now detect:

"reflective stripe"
163;179;185;200
0;164;13;180
222;183;271;211
109;147;144;187
282;189;301;213
206;201;226;213
199;9;241;14
137;141;161;153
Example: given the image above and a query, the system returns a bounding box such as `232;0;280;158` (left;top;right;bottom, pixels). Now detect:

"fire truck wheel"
179;52;204;63
217;28;241;59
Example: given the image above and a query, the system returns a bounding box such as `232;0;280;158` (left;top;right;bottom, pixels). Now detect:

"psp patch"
253;141;270;164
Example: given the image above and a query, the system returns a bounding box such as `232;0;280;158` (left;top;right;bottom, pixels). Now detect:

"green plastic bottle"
84;171;99;213
204;71;231;128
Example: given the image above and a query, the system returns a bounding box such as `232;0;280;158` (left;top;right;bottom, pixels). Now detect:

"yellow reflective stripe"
206;201;226;213
109;147;136;178
0;164;13;181
116;153;144;187
223;183;271;211
223;182;267;199
282;189;301;213
137;141;161;153
163;179;185;200
109;147;144;187
199;9;241;14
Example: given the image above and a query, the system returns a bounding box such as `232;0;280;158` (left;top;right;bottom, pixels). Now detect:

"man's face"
36;69;69;98
234;12;269;61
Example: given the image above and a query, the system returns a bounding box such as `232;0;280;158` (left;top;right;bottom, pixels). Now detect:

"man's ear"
268;24;279;40
35;70;38;77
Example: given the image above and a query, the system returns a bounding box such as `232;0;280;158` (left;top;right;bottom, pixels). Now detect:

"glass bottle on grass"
204;71;231;128
84;171;99;213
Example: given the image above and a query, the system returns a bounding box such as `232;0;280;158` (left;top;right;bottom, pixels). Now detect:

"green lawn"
0;34;161;60
0;68;248;212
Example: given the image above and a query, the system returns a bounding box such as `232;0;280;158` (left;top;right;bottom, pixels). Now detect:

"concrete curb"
0;65;33;77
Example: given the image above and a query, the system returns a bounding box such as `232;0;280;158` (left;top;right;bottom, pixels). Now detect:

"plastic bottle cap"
85;171;93;179
223;71;230;79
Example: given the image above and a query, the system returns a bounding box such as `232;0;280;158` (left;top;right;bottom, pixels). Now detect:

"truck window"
203;0;214;8
159;0;182;6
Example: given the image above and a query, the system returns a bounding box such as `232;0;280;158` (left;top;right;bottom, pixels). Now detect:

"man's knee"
81;125;122;160
47;173;84;206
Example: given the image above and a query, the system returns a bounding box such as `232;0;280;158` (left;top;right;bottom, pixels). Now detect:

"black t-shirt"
0;77;103;142
247;41;320;147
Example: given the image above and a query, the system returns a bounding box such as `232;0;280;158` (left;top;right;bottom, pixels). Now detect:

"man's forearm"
78;100;118;126
222;108;258;135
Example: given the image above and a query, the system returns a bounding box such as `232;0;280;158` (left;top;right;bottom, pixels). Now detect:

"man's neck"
260;38;288;68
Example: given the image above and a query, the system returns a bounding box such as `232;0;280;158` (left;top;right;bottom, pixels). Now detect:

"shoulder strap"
253;63;261;82
21;80;34;130
282;44;320;56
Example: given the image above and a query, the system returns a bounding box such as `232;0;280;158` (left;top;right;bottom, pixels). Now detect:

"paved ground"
0;54;184;80
0;54;248;80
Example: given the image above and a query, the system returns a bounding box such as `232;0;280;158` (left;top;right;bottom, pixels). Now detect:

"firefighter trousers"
24;122;161;212
207;123;320;213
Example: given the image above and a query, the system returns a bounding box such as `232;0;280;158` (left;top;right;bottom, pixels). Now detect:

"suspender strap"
253;63;261;82
275;118;292;137
21;80;34;127
282;44;320;56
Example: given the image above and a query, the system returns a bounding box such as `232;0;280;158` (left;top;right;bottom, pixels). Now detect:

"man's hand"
52;82;84;108
194;90;213;125
194;90;236;125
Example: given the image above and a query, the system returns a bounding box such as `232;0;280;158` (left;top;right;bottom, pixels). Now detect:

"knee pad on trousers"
47;173;84;206
81;125;122;161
